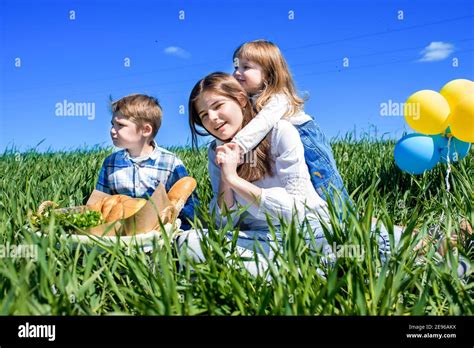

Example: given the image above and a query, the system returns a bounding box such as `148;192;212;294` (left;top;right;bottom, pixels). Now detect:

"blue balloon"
394;133;440;174
431;133;471;163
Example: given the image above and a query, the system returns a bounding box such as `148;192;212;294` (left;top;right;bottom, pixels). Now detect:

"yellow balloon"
440;79;474;110
404;90;450;135
450;96;474;143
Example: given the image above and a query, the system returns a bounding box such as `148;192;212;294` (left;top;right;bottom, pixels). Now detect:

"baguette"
167;177;197;214
85;176;196;226
121;197;147;219
88;195;147;223
107;200;124;223
88;198;104;213
101;195;122;220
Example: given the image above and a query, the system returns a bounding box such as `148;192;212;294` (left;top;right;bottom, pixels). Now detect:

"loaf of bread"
153;177;197;225
88;195;147;223
167;177;197;213
86;177;196;225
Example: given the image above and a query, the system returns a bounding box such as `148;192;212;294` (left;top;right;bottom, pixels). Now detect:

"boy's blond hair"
111;94;162;143
233;40;304;116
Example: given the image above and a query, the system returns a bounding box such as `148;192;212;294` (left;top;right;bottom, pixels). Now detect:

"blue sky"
1;0;473;153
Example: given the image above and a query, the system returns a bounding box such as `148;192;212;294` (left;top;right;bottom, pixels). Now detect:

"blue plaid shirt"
96;141;197;228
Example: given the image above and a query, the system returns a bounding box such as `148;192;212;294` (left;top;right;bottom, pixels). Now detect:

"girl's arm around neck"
232;94;289;154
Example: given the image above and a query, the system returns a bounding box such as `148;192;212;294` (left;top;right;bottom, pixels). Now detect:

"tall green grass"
0;135;472;315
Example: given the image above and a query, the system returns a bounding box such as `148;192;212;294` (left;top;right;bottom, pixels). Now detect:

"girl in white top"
229;40;349;203
184;72;399;277
188;72;328;227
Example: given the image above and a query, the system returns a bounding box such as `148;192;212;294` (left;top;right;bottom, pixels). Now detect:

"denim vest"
295;118;351;207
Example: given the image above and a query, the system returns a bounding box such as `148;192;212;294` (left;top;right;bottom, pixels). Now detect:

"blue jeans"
295;119;351;208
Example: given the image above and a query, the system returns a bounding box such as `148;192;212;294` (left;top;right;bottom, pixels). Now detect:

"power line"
4;42;473;106
3;14;473;94
281;14;474;52
291;37;474;69
3;58;230;94
3;47;473;112
294;48;474;79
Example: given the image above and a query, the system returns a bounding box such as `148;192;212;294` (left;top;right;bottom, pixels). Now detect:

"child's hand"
216;143;243;166
231;141;245;163
216;143;241;182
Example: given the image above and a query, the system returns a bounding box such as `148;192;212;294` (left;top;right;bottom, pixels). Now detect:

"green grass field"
0;135;472;315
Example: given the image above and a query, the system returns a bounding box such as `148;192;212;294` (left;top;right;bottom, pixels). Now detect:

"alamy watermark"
380;99;420;119
0;243;38;261
18;322;55;341
326;242;365;261
55;99;96;120
217;147;257;167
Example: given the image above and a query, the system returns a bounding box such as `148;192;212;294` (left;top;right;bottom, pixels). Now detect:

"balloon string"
430;137;452;243
445;137;452;193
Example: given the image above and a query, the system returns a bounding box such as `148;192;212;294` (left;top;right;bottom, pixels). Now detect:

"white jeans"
176;221;404;278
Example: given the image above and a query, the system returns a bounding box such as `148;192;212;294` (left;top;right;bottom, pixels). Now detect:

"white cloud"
418;41;454;62
164;46;191;59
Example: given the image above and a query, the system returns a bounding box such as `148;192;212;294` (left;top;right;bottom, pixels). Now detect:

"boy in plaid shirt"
96;94;197;229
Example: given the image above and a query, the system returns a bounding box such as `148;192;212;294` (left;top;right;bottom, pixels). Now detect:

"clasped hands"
215;142;244;183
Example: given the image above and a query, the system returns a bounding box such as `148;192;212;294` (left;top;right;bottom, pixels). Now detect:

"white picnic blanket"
33;219;183;253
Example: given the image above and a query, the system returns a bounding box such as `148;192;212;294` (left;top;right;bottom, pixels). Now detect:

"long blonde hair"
189;72;273;181
233;40;304;116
